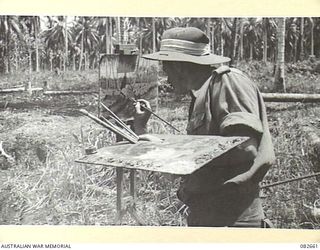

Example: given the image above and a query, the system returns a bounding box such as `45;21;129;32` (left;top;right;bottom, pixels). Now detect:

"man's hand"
133;99;151;135
223;171;251;186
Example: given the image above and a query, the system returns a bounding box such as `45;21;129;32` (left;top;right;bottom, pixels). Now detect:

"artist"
133;27;275;227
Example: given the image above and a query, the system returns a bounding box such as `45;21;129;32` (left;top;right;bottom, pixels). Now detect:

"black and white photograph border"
0;0;320;245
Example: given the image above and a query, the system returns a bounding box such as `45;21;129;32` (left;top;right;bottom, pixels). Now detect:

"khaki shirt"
180;66;275;198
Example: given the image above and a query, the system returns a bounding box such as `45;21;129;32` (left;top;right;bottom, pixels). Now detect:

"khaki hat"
142;27;230;65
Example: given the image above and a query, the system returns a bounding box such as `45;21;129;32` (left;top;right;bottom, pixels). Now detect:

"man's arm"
133;99;151;135
210;125;259;167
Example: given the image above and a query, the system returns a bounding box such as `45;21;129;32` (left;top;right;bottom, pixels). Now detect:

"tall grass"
0;62;320;227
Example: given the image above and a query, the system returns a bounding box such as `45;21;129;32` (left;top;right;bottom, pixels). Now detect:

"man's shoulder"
213;66;250;80
228;67;250;79
219;67;257;89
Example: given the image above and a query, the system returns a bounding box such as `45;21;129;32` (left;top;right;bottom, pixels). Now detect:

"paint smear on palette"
135;147;193;160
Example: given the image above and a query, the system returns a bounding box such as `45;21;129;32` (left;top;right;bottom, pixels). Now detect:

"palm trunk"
28;45;32;88
274;18;286;92
300;17;304;60
211;21;215;53
220;21;224;56
84;52;88;71
35;38;39;72
139;34;143;56
109;17;113;54
49;55;53;72
15;42;19;71
64;16;68;71
105;17;109;54
206;18;211;46
239;19;244;61
263;18;268;63
34;17;39;72
229;18;238;66
152;17;156;53
78;32;84;71
294;34;298;62
249;43;253;61
72;54;76;71
6;29;10;74
310;18;314;57
116;17;121;44
60;56;63;72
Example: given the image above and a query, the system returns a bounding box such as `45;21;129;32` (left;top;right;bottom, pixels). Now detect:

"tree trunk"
109;17;113;54
239;18;244;61
294;28;298;62
300;17;304;61
262;93;320;103
220;21;224;56
310;18;314;57
64;16;68;71
139;34;143;56
49;54;53;72
14;42;19;71
152;18;156;53
84;52;88;71
6;27;10;74
211;20;215;53
105;17;109;54
274;18;286;92
35;37;39;72
116;17;121;44
263;18;268;63
60;55;63;72
72;54;76;71
78;32;84;71
34;17;39;72
249;43;253;61
28;45;32;90
229;18;238;66
206;18;211;49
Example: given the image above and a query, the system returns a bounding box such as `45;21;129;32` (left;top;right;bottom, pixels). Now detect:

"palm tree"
254;17;277;62
43;16;72;71
97;17;114;55
20;16;41;72
221;18;236;61
242;18;258;61
274;18;286;92
305;17;315;58
286;18;299;62
128;17;178;54
74;17;99;71
0;15;22;73
300;17;305;60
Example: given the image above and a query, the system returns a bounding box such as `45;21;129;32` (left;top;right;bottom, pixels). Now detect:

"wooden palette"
76;134;248;175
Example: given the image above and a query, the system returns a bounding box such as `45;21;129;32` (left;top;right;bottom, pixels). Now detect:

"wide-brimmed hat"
142;27;230;65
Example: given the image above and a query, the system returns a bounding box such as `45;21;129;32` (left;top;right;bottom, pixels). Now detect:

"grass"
0;69;99;90
0;60;320;227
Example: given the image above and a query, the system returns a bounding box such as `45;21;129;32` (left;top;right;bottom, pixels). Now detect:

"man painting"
134;27;275;227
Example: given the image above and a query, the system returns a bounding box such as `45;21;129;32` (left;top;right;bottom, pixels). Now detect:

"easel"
96;44;153;225
115;129;145;225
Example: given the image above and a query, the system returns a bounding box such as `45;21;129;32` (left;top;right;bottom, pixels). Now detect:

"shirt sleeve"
209;69;276;183
210;70;263;137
